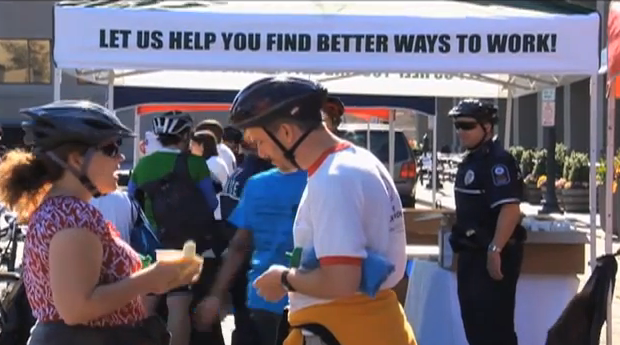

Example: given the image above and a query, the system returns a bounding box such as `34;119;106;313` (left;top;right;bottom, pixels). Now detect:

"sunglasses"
454;122;478;131
98;139;122;158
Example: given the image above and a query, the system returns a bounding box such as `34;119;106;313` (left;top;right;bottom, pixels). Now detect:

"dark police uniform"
451;138;525;345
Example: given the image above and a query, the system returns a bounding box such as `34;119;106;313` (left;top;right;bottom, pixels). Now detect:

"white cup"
155;249;184;262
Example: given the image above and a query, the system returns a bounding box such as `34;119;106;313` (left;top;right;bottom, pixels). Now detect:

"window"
0;39;51;84
339;130;413;162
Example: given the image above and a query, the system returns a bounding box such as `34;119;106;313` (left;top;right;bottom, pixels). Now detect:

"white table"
404;259;580;345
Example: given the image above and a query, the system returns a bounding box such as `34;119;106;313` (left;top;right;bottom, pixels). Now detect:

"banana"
183;240;196;258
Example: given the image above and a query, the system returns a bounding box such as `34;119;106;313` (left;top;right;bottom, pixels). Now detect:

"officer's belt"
449;226;516;252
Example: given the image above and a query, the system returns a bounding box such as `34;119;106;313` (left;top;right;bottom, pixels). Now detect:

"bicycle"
0;271;33;345
0;208;33;345
0;210;23;272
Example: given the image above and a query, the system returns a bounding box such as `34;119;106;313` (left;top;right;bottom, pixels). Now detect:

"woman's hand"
147;258;203;295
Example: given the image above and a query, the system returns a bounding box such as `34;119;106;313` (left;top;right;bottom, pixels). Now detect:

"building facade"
0;1;613;163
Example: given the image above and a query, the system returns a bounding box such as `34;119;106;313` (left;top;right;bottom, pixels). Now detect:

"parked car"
337;123;418;207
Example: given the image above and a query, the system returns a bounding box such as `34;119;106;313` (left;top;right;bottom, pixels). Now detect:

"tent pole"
605;76;616;345
107;70;115;111
53;68;62;101
388;110;395;177
133;107;141;168
504;90;513;150
605;78;615;256
589;75;599;272
366;118;371;150
431;100;438;208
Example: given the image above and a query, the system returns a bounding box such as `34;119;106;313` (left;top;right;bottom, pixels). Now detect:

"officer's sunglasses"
454;122;478;131
98;139;122;158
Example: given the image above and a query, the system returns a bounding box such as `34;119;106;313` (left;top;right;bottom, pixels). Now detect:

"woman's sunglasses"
454;122;478;131
98;139;122;158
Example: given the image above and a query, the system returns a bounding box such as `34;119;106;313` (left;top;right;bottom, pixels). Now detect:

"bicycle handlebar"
0;271;19;282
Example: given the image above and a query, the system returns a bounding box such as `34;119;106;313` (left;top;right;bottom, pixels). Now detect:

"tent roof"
55;0;599;99
57;0;596;16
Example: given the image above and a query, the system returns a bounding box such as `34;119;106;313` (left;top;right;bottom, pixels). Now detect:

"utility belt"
449;224;526;253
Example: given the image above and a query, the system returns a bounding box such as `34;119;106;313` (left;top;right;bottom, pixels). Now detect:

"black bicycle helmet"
229;76;327;169
230;76;326;129
152;110;193;136
323;96;345;129
21;100;134;197
22;100;134;150
448;99;498;125
223;126;243;144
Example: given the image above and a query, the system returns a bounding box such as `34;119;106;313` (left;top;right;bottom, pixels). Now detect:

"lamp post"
539;88;562;215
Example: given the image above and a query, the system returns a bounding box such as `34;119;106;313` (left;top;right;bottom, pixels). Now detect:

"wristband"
281;269;296;292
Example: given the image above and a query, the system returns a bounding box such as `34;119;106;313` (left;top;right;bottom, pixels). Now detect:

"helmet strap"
263;123;319;170
469;119;493;151
45;148;103;198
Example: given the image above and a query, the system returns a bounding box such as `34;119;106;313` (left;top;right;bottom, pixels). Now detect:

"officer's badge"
464;170;475;185
492;164;511;186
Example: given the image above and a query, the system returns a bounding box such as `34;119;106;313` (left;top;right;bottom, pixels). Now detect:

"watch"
488;244;502;253
281;269;296;292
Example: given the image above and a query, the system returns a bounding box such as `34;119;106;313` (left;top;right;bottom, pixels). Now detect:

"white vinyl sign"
53;6;600;75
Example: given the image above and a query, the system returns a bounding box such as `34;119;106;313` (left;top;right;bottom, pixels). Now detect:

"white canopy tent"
57;1;596;149
53;1;603;328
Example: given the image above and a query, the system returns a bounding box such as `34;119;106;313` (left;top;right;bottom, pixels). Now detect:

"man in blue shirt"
195;145;306;345
217;139;274;345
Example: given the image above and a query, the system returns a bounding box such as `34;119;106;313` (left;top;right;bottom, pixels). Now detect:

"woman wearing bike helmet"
0;101;201;345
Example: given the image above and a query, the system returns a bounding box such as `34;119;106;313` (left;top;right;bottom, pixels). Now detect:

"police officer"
448;99;525;345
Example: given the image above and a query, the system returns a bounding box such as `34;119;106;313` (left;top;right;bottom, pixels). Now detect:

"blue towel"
300;248;395;297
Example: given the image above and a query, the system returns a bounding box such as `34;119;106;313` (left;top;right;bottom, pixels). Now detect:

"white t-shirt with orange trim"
289;142;407;313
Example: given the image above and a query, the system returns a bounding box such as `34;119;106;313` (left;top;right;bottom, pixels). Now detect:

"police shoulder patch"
491;164;510;186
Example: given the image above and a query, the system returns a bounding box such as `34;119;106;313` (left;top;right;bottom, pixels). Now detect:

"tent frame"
51;0;605;341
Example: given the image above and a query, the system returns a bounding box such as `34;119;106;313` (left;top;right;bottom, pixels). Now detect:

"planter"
524;184;542;205
560;187;589;213
598;185;620;235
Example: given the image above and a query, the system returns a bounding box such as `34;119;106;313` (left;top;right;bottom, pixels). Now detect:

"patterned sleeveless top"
22;196;146;326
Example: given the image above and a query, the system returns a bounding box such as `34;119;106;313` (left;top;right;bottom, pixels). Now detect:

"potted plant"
528;149;547;205
555;143;568;179
597;151;620;234
520;149;541;204
559;152;590;213
509;146;525;166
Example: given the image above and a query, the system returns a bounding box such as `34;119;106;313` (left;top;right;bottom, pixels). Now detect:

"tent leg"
53;68;62;101
366;118;371;150
107;71;115;111
504;91;513;150
388;110;395;176
133;107;141;168
431;112;438;208
589;75;599;272
605;76;616;345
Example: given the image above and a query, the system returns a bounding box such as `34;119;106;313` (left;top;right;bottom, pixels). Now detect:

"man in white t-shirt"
225;76;416;345
195;119;237;172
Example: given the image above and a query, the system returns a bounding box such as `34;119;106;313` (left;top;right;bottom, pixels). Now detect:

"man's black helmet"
223;126;243;144
448;99;498;125
324;96;345;116
21;100;134;150
230;76;327;129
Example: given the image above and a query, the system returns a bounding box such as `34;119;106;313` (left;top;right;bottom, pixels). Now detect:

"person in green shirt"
128;110;218;345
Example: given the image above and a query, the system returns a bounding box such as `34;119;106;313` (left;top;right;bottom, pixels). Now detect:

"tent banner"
54;7;600;75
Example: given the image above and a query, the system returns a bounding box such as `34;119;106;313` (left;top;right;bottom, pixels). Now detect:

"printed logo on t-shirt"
377;172;403;232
